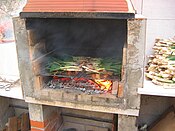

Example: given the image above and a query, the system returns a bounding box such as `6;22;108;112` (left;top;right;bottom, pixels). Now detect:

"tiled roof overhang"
20;0;135;19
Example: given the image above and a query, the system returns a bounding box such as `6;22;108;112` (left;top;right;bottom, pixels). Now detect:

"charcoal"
46;77;111;94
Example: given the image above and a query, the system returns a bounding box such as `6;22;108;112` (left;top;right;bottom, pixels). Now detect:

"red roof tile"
22;0;133;13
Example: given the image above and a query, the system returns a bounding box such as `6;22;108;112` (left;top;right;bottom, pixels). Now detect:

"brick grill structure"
13;0;146;130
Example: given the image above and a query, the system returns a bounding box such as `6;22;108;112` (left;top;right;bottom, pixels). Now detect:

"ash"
46;79;105;95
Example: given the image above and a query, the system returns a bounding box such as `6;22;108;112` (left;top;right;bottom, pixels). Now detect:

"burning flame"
53;76;112;92
94;79;112;91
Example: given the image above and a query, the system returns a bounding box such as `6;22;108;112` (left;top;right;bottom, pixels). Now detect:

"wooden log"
8;117;17;131
17;119;21;131
21;113;30;131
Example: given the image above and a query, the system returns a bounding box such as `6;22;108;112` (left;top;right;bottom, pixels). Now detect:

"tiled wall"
132;0;175;56
0;43;19;77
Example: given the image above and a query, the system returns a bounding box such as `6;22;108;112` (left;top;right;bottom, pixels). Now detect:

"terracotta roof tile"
22;0;132;13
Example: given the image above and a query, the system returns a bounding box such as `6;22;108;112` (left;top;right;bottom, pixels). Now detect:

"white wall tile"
131;0;143;14
145;19;175;55
0;42;19;77
143;0;175;19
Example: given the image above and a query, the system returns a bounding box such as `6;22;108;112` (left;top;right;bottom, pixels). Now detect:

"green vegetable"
45;55;122;77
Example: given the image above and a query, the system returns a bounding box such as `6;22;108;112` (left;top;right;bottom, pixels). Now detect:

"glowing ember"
94;80;112;91
51;76;112;92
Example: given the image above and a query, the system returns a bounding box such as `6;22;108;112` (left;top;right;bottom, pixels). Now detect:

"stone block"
77;94;92;103
127;68;144;88
127;19;146;66
63;92;77;102
127;94;141;109
118;115;138;131
28;103;44;122
92;96;107;103
50;90;63;101
13;17;35;97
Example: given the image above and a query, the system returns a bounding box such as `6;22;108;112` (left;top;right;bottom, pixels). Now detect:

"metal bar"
20;12;135;19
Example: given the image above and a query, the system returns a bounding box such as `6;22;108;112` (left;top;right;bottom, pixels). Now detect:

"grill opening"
26;18;127;95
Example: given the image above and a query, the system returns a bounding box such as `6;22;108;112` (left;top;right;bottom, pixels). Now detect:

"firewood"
8;117;18;131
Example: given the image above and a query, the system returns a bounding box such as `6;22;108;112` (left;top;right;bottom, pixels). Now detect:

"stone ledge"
25;97;139;116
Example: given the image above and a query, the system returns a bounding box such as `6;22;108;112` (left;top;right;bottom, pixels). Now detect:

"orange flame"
95;79;112;91
53;76;113;91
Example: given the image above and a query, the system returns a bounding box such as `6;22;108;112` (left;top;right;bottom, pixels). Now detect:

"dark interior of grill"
26;18;127;95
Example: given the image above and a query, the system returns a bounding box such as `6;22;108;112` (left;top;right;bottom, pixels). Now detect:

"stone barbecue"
14;0;146;116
